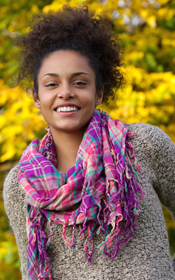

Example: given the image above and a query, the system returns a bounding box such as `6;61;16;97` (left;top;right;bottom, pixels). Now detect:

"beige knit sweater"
3;123;175;280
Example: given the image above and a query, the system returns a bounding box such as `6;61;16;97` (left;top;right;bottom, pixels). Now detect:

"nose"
57;82;74;99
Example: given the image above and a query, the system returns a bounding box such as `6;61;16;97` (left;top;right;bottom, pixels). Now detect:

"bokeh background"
1;0;175;279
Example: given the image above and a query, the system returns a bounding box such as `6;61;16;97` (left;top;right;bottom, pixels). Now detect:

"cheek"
84;89;97;105
38;91;52;107
85;98;96;111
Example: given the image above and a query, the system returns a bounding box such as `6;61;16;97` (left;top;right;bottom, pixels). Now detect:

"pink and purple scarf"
18;109;145;280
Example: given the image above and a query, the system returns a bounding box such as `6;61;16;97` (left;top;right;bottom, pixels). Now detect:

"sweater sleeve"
144;124;175;270
145;125;175;220
3;165;28;280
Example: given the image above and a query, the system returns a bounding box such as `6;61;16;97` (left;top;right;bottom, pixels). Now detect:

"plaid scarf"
18;109;144;280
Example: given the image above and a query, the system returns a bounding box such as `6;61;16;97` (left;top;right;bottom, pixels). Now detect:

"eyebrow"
42;72;89;78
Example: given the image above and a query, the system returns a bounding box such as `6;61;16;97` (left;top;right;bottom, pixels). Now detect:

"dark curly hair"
16;5;125;104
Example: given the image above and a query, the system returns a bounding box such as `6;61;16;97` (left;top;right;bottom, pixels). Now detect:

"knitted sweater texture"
3;123;175;280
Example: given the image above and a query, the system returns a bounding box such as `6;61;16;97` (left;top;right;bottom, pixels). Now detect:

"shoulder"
3;165;20;200
126;123;175;174
3;165;26;217
127;122;171;141
3;165;19;186
127;122;174;152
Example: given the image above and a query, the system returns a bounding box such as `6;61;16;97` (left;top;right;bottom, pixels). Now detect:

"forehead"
38;50;95;78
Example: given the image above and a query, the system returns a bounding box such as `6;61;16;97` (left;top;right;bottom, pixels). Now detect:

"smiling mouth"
55;106;80;112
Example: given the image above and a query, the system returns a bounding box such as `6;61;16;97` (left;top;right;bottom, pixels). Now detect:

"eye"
73;81;87;86
45;83;58;87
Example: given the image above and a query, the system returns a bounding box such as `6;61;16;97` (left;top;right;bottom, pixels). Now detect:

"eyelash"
73;81;86;86
45;83;58;87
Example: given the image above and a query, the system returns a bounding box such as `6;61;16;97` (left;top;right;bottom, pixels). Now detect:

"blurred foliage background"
0;0;175;279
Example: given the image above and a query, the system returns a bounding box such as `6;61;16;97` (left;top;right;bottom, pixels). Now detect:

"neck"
50;128;85;174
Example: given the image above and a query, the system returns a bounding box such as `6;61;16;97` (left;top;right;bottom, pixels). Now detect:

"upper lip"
54;103;80;110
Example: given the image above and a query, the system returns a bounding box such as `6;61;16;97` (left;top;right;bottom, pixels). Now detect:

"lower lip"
55;110;79;116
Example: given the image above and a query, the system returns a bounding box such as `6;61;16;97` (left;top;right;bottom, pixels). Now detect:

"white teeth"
56;106;79;112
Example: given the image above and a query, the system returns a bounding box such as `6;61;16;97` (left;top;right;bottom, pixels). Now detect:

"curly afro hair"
16;5;125;104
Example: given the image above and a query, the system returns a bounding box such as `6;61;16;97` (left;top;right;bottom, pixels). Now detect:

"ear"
33;89;41;109
95;86;104;106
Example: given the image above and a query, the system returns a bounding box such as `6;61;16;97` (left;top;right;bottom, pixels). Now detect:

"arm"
144;124;175;270
3;165;28;280
145;125;175;220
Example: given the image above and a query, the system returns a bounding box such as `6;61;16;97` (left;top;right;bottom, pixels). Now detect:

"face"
33;50;103;136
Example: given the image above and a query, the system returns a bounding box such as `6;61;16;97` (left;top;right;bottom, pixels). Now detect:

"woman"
3;5;175;280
